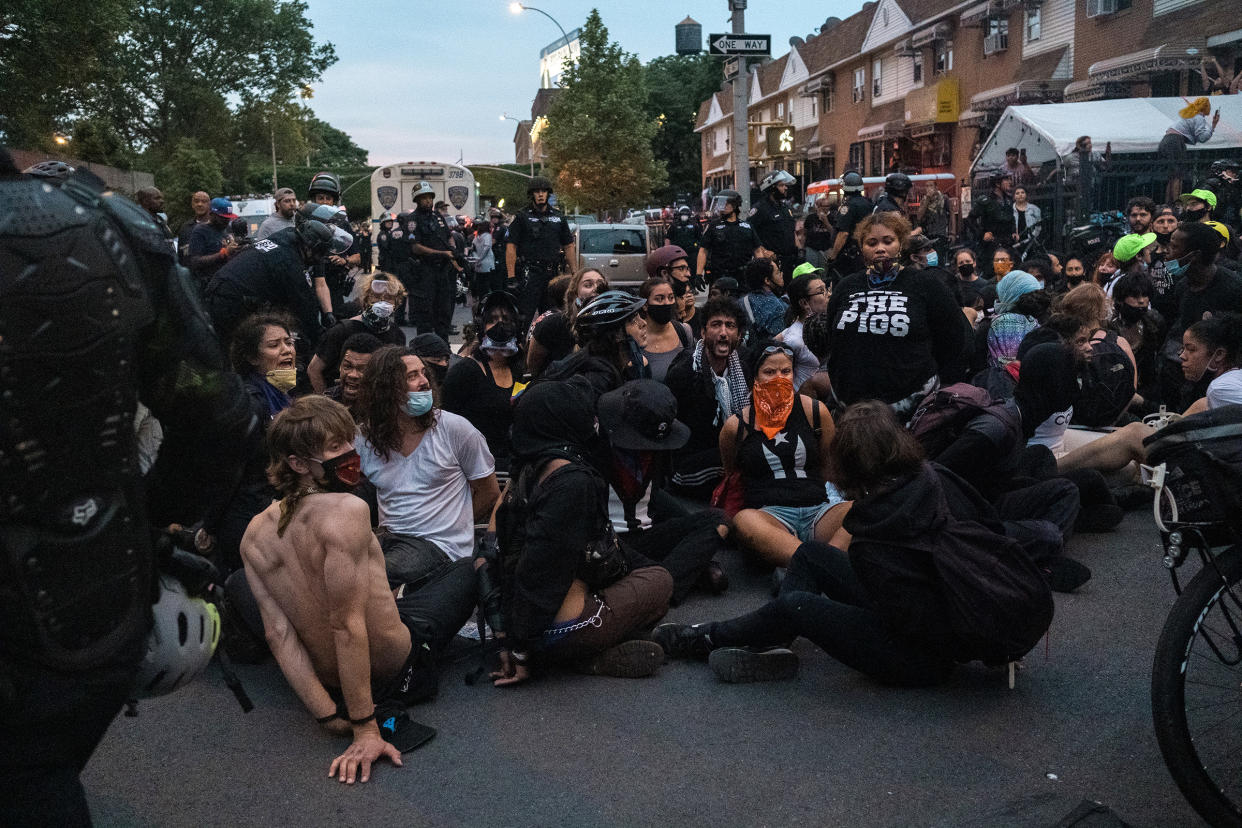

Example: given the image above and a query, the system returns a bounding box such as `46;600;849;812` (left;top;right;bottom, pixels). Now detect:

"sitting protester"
984;272;1046;370
637;276;693;383
1056;282;1138;427
526;268;607;379
356;346;500;586
796;311;836;406
309;272;408;393
409;332;452;387
720;340;845;568
241;396;476;782
778;263;831;388
1111;272;1166;413
489;378;673;685
325;332;383;420
740;256;788;341
543;290;650;397
665;298;752;501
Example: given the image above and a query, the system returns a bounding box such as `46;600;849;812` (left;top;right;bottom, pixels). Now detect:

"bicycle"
1144;416;1242;827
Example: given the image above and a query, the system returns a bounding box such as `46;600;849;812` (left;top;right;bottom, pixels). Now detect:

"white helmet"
412;181;436;200
131;575;221;698
760;170;797;191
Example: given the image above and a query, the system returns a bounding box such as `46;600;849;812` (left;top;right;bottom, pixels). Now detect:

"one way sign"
708;33;771;57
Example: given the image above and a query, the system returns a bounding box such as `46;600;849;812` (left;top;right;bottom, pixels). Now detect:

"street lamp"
53;133;69;146
508;2;570;46
499;114;533;176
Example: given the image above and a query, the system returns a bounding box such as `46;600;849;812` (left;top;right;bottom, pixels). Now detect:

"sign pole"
730;0;750;215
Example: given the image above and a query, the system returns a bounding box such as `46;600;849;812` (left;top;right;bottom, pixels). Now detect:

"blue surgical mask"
925;251;939;268
405;390;433;417
1165;253;1191;278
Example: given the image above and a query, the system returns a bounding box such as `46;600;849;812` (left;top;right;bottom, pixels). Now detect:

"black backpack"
1144;404;1242;542
1072;331;1135;427
908;382;1021;459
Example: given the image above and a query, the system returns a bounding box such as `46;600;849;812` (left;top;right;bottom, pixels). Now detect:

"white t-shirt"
1207;370;1242;410
779;320;822;389
356;411;495;560
1028;406;1073;458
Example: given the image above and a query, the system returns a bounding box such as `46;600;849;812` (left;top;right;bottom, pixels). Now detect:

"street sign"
767;126;795;157
708;33;771;57
723;56;741;80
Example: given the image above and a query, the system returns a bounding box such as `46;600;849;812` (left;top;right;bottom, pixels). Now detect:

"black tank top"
737;397;825;508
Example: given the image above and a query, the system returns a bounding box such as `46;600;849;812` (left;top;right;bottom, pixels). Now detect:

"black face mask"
1066;273;1085;286
485;322;516;343
1183;207;1208;222
1117;303;1148;324
313;449;361;493
957;263;975;279
646;303;677;325
1155;231;1173;245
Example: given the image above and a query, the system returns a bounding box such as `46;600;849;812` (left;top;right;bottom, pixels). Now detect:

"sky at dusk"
301;0;859;166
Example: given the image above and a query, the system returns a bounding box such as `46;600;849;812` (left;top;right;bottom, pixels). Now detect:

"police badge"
448;186;469;210
377;186;398;211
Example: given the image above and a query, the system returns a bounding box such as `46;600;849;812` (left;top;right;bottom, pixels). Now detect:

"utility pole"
270;125;278;194
730;0;750;215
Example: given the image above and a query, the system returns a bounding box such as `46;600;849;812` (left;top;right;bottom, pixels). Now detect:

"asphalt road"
84;506;1205;828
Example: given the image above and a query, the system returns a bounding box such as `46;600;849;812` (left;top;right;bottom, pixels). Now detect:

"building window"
823;82;834;113
811;95;818;118
1025;7;1041;41
777;101;785;119
853;67;866;103
848;141;865;171
986;17;1009;46
706;131;716;156
935;41;953;74
868;139;886;176
872;58;883;97
912;50;924;85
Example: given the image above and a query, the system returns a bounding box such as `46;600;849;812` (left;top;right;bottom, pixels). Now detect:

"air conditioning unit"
983;32;1009;55
1086;0;1117;17
894;38;915;57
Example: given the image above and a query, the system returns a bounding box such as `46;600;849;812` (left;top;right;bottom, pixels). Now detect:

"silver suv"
574;224;652;290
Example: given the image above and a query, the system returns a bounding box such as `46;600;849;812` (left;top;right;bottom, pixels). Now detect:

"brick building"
695;0;1239;199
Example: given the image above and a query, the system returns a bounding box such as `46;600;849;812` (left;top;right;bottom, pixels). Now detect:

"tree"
159;138;223;226
644;54;722;204
468;165;533;215
543;9;665;215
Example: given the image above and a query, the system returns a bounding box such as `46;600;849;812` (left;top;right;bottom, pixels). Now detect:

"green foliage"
644;54;722;204
71;117;135;168
468;165;532;215
159;138;224;226
543;9;665;215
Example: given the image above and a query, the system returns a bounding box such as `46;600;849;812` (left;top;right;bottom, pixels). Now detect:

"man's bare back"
242;493;411;691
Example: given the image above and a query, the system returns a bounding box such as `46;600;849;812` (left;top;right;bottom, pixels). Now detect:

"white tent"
972;96;1242;174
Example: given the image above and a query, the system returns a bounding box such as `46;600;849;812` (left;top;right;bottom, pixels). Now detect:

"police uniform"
968;194;1016;276
0;168;254;825
667;219;703;274
358;229;373;273
376;224;393;272
700;218;760;284
872;193;904;215
321;220;357;316
508;203;572;323
204;227;322;346
410;204;458;340
831;194;874;278
749;194;799;277
387;219;414;323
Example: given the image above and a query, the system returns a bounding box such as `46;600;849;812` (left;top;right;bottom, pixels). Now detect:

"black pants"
618;509;726;604
0;637;144;827
410;260;457;341
518;260;560;332
708;541;955;686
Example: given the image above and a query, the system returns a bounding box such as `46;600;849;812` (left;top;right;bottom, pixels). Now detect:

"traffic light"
767;126;795;157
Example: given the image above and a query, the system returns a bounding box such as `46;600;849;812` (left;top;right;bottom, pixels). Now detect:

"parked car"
574;223;652;290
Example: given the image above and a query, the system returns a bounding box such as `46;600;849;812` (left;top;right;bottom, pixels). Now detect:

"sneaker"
709;647;799;684
650;623;712;661
1111;483;1151;511
576;640;664;678
1075;503;1124;533
1043;556;1092;593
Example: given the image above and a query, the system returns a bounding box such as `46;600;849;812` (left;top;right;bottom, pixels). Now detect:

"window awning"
960;0;998;27
911;22;952;48
704;163;731;176
1062;79;1130;103
970;79;1069;110
958;109;991;128
806;145;835;160
1087;42;1206;82
857;121;904;141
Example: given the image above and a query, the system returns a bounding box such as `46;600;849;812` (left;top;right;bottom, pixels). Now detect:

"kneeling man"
241;395;474;784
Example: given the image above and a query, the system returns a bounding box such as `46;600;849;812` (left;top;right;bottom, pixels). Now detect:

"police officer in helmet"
306;172;361;315
827;170;873;280
667;206;704;290
750;169;800;278
967;170;1018;277
410;181;463;340
0;149;255;825
388;211;415;325
697;189;762;287
375;212;395;273
874;172;917;228
506;175;575;330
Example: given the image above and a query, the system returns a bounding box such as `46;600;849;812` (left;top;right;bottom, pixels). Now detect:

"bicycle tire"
1152;545;1242;828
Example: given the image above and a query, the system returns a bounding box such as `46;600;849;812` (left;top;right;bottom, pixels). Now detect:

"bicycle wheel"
1152;546;1242;827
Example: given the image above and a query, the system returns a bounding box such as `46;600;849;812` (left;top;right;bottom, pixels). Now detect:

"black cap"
411;333;451;360
598;380;690;451
712;277;742;296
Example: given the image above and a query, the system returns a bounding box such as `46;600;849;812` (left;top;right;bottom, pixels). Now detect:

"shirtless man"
241;395;474;784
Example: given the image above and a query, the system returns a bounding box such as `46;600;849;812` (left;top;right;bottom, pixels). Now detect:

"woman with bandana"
824;213;967;421
308;272;408;393
442;291;525;473
720;340;846;568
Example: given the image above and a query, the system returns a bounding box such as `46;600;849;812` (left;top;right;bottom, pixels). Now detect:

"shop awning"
1087;42;1206;82
857;121;904;141
960;0;997;27
958;109;991;128
970;79;1070;110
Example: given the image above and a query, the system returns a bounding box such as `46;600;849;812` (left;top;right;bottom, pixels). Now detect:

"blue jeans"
707;541;955;686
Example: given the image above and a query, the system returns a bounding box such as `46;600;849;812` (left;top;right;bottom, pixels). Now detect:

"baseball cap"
209;197;238;219
598;379;690;452
1204;220;1232;244
1112;232;1157;264
1178;189;1217;210
410;333;451;361
274;187;296;201
791;262;826;280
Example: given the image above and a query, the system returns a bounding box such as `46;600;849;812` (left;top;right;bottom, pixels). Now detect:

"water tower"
675;16;702;55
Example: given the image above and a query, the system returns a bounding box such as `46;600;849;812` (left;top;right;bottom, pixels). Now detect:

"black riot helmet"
841;171;865;193
719;189;742;209
307;171;341;203
295;218;336;258
885;172;913;196
528;175;554;195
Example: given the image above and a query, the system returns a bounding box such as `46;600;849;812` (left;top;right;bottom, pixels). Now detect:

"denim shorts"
761;482;846;543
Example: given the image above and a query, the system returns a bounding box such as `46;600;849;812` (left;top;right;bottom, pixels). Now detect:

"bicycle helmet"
841;171;864;193
760;169;796;191
646;245;689;279
131;575;221;698
308;171;341;200
885;172;912;195
23;160;75;183
575;290;647;330
527;175;554;195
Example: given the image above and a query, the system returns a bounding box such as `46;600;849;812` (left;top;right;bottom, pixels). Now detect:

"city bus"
370;162;477;230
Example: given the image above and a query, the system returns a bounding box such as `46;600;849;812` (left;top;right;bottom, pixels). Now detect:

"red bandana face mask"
753;376;795;439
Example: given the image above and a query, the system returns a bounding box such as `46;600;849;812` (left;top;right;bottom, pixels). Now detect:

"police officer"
874;172;917;230
375;212;395;273
667;206;704;289
487;206;508;280
827;170;873;281
1208;159;1241;234
506;175;574;328
357;222;373;272
389;211;415;325
749;169;800;278
697;189;761;286
0;149;255;826
204;217;341;347
968;171;1018;277
410;181;463;340
306;172;361;315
